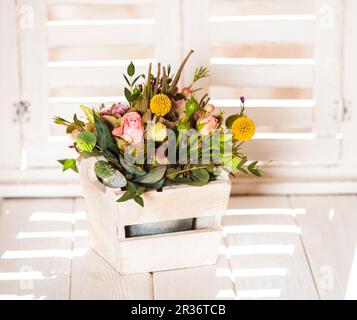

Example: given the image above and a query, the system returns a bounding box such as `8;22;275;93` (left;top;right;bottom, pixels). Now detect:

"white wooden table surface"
0;195;356;300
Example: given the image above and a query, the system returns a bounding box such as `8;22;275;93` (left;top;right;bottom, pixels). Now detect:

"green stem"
166;165;209;177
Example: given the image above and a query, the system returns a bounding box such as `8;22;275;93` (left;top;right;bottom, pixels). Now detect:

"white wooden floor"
0;195;357;300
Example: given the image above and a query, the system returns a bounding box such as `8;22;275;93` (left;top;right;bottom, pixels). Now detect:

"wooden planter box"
79;159;231;274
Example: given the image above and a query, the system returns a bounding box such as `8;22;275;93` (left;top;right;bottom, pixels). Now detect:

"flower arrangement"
54;50;263;207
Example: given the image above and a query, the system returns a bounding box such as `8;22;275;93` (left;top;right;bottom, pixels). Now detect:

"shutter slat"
48;63;151;88
210;0;315;16
49;45;154;61
211;19;315;44
245;138;339;164
210;63;314;88
48;22;154;47
48;4;153;20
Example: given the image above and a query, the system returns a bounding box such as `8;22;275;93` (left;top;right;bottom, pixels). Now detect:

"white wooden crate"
79;159;231;274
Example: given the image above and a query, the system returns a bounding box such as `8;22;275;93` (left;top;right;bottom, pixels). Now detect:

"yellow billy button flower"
148;122;167;142
150;94;172;117
232;116;256;141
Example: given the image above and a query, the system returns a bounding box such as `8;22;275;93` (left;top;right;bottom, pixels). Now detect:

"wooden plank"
211;19;315;44
70;198;154;300
153;251;236;300
0;0;21;168
313;0;344;137
245;137;339;164
211;43;313;59
154;0;181;70
341;0;357;164
48;0;153;4
48;22;154;47
48;63;150;88
0;199;74;300
120;229;222;274
19;0;50;144
49;44;154;61
210;85;313;100
225;196;318;300
210;0;315;16
181;0;210;91
26;140;77;168
116;180;230;226
290;195;357;299
210;61;314;88
48;4;154;20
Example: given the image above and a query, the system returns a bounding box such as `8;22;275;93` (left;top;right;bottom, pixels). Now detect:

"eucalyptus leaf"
190;168;209;186
103;171;127;188
143;178;165;190
119;155;146;177
133;166;167;184
94;160;116;179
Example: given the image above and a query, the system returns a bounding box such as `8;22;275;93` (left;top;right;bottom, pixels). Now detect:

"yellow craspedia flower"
232;116;256;141
150;94;171;116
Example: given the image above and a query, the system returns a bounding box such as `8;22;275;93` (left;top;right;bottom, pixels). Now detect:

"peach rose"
112;112;144;144
197;114;219;136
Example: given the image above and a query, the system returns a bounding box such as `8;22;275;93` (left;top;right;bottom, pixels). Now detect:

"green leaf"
54;116;71;126
75;132;97;152
66;124;76;134
94;112;120;157
248;161;259;170
133;166;167;184
166;168;182;179
132;74;143;85
143;178;164;190
73;114;85;127
126;181;138;193
123;74;131;86
79;150;101;159
190;168;210;186
134;195;144;207
103;172;127;188
58;159;78;173
124;87;133;102
94;161;116;179
249;168;262;177
238;167;248;174
136;187;146;196
225;114;240;129
127;61;135;77
80;105;95;124
117;191;133;203
119;155;146;177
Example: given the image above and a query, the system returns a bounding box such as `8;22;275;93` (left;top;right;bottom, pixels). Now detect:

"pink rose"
100;106;111;116
112;103;130;116
197;114;219;136
112;112;144;144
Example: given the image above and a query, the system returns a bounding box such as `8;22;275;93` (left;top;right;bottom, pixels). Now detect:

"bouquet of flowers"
54;50;263;207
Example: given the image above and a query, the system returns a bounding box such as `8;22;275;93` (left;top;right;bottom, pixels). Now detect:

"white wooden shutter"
17;0;349;173
0;0;21;168
19;0;180;168
183;0;343;166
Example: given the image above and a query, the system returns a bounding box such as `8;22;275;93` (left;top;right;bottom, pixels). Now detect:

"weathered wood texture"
79;159;231;274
